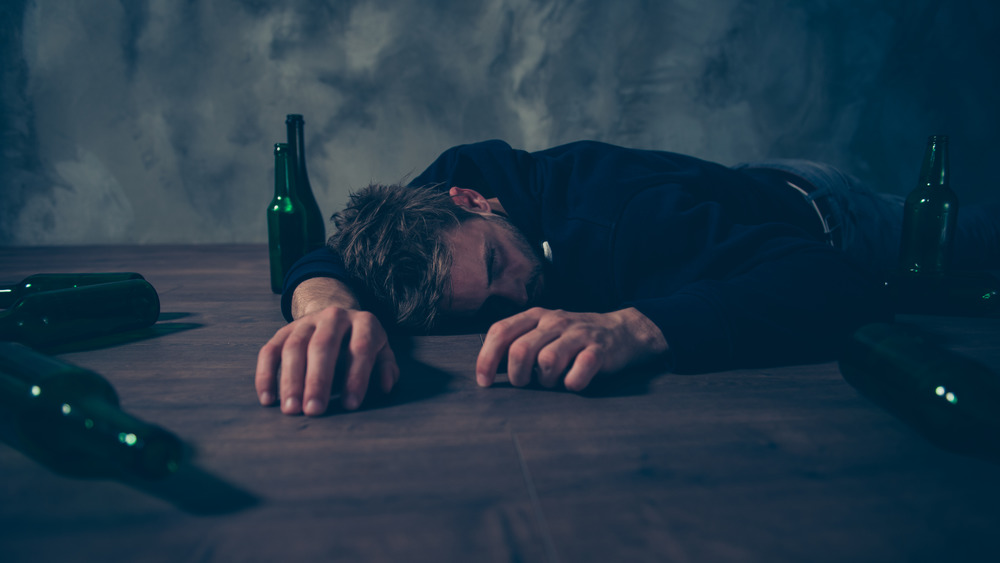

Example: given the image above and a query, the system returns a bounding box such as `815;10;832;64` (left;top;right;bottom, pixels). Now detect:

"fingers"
534;339;583;388
279;321;318;414
477;309;544;387
301;315;349;415
376;345;400;394
339;313;384;411
507;325;565;387
255;324;290;406
478;308;613;391
563;346;603;392
256;306;397;416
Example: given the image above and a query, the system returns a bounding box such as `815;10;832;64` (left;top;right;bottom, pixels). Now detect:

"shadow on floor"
36;318;203;354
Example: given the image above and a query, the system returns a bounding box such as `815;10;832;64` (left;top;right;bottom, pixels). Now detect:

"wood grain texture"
1;245;999;562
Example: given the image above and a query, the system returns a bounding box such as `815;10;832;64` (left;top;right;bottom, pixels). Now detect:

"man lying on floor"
255;139;1000;415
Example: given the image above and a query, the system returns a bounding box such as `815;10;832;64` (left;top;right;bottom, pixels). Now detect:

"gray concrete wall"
2;0;997;245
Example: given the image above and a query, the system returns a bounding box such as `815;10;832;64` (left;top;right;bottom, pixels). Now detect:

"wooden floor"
2;244;999;562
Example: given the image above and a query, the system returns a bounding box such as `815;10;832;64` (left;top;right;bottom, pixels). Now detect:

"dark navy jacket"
283;140;887;373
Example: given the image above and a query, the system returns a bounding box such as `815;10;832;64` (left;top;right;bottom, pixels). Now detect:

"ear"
448;187;492;214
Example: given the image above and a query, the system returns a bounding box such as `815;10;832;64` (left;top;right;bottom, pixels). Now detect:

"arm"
475;223;887;388
256;275;399;416
474;242;886;390
630;241;889;373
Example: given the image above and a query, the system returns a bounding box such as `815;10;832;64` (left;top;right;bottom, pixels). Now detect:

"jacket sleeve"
615;187;890;373
626;242;890;372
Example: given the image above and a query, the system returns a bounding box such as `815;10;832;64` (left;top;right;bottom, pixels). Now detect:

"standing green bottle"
0;341;184;480
898;135;958;276
0;272;145;308
0;279;160;347
268;143;307;294
286;114;327;252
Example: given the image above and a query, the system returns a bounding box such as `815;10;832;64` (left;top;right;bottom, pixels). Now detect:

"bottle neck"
918;135;950;190
285;115;309;183
0;273;145;309
296;123;308;177
273;143;295;198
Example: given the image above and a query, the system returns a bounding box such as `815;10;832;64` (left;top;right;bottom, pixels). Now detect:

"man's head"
330;183;545;330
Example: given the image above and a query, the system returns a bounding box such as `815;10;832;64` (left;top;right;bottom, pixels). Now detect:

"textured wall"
1;0;997;245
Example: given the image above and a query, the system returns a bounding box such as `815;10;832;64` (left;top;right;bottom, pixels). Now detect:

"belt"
783;177;835;247
744;167;836;247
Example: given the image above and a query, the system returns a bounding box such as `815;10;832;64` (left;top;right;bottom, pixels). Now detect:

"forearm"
290;277;362;319
627;247;888;373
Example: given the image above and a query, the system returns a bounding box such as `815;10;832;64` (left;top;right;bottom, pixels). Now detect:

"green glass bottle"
0;280;160;347
268;142;307;294
0;272;145;308
839;323;1000;455
0;342;183;480
898;135;958;276
286;114;327;252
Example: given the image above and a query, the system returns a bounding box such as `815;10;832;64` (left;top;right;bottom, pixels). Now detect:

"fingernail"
283;397;300;413
305;399;323;415
259;391;273;405
476;373;489;387
343;394;360;410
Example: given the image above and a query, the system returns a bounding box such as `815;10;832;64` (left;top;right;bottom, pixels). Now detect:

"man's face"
441;214;546;321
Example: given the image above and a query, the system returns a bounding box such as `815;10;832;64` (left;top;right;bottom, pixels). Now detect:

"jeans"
735;159;1000;278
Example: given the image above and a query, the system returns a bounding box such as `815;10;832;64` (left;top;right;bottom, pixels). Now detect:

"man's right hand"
255;278;399;416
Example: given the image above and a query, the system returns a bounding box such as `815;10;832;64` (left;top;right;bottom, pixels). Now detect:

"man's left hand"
477;307;669;391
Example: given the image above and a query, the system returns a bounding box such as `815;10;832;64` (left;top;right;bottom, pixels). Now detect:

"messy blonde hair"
329;183;479;330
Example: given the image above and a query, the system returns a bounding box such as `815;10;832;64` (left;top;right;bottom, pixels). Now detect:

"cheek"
448;286;485;314
502;243;527;274
514;248;541;278
447;270;490;314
